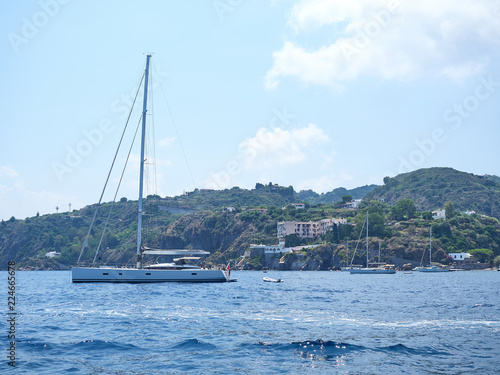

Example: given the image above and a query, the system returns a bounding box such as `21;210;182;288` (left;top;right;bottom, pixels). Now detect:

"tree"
444;201;455;219
391;199;416;221
468;248;494;263
120;197;128;203
285;234;301;247
383;176;390;185
422;211;433;220
341;195;353;204
494;255;500;268
432;221;452;237
354;207;385;238
255;183;264;190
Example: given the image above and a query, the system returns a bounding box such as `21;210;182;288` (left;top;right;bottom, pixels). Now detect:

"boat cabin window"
146;273;151;275
102;273;109;275
191;273;197;275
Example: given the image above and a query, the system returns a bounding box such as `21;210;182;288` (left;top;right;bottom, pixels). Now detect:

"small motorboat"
263;277;282;283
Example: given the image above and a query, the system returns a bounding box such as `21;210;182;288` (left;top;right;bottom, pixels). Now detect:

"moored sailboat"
350;212;395;274
72;55;234;283
415;227;449;273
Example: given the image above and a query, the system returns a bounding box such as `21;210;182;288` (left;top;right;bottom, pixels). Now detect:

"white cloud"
239;123;330;169
295;172;354;193
202;123;332;190
158;137;175;147
0;166;19;180
266;0;500;88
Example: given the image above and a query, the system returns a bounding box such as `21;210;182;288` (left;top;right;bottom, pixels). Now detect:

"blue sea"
2;270;499;374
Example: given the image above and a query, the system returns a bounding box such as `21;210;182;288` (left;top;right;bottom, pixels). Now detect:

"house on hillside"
277;218;348;239
448;252;472;262
246;241;288;257
341;199;361;209
281;203;305;210
277;221;320;239
432;210;446;220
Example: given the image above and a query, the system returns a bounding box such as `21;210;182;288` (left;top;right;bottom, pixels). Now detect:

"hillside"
2;168;500;270
0;186;303;270
297;185;377;205
165;184;296;211
0;200;180;269
366;168;500;219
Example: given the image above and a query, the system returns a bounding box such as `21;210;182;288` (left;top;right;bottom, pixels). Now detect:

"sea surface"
1;270;499;374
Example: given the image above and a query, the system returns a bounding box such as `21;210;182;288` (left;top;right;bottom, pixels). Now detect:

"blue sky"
1;0;500;220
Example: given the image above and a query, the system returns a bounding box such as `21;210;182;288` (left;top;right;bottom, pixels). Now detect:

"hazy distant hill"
297;185;378;205
366;167;500;218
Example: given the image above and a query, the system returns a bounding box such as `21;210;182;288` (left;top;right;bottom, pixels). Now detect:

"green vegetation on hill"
297;185;377;205
367;167;500;219
0;200;179;269
167;184;295;211
1;168;500;270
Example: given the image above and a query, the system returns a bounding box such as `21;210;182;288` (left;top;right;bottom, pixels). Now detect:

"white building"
319;218;348;233
432;210;446;220
249;241;288;254
277;218;348;239
282;203;305;210
277;221;321;239
46;251;60;258
341;199;361;209
448;253;471;261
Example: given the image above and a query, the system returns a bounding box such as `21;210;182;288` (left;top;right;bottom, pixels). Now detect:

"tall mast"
366;211;369;268
346;239;349;267
429;226;432;267
136;54;151;269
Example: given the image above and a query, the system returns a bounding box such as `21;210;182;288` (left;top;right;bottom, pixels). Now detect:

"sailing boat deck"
72;267;230;283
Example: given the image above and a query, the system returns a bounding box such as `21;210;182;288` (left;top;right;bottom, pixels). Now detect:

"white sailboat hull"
350;268;396;274
72;267;231;283
416;267;450;273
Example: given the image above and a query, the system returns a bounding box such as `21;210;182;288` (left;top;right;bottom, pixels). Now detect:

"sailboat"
340;239;354;271
350;212;395;274
72;55;234;283
415;227;449;273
